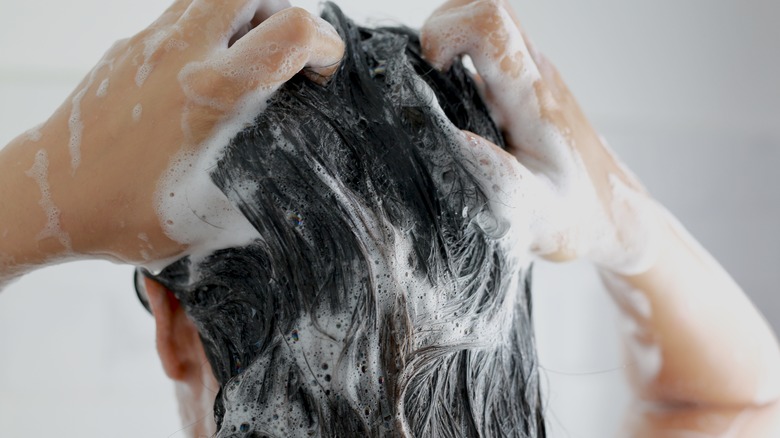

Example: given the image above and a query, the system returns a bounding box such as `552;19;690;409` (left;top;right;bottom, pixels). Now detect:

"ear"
144;277;203;382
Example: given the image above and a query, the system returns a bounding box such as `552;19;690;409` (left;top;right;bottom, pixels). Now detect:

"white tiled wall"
1;1;777;437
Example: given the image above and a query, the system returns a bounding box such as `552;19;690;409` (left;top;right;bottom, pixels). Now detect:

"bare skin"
1;0;778;437
421;0;780;436
0;0;344;281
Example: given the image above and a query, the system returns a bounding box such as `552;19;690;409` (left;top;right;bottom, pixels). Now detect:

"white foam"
68;87;88;173
424;5;670;277
151;7;343;274
164;38;189;52
68;59;112;174
151;91;272;280
24;150;72;252
25;124;43;142
96;78;110;97
136;29;169;87
132;103;143;122
581;174;663;275
600;271;662;384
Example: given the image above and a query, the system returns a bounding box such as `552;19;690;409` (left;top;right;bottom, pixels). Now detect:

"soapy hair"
148;3;546;437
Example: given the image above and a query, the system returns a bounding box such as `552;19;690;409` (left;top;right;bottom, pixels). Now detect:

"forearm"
0;130;73;285
603;205;780;407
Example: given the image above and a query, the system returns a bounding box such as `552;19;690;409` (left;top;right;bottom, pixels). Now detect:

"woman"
0;0;778;436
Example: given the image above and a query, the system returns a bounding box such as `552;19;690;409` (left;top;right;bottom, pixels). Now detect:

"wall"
0;0;777;436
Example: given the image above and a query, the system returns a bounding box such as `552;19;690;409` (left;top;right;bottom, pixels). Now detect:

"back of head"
149;3;545;436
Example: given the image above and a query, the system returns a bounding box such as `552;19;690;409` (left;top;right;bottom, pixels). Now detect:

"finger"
431;0;523;29
179;6;344;113
460;130;531;189
421;0;572;175
181;0;292;47
224;7;344;88
228;0;293;48
458;130;560;252
149;0;197;29
422;0;525;72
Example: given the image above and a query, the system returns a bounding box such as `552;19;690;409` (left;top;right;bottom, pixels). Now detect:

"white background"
1;0;778;437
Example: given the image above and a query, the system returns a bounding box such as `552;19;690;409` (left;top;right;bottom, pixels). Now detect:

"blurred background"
0;0;777;436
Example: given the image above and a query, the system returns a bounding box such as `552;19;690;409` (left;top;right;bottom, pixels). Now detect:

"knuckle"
473;0;506;24
107;37;131;56
282;6;312;27
274;7;316;45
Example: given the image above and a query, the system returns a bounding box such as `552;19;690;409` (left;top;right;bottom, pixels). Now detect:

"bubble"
96;78;110;97
25;149;72;252
287;212;304;227
132;103;143;122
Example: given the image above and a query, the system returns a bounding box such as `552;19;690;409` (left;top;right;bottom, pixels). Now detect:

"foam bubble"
206;63;537;437
164;38;189;52
96;78;110;97
25;125;43;142
69;59;112;174
600;271;661;384
588;174;662;275
136;29;170;87
68;91;86;173
132;103;143;122
24;150;72;252
151;88;279;279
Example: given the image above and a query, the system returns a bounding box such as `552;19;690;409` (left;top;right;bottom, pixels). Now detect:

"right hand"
422;0;663;275
8;0;344;265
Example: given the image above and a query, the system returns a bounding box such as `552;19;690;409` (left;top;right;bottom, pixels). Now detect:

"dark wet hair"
145;3;545;437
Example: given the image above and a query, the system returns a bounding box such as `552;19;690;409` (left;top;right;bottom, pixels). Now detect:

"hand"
0;0;344;266
421;0;662;274
421;4;780;435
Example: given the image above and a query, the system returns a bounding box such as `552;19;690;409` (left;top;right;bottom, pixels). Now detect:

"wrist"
587;176;666;276
0;133;74;281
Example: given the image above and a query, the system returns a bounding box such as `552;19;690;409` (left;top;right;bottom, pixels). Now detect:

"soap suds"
136;233;154;262
132;103;143;122
96;78;110;97
136;29;170;87
25;150;72;252
214;73;536;436
152;5;333;274
164;38;189;52
69;59;112;174
587;174;662;276
600;271;661;385
150;92;271;277
68;79;93;174
25;124;43;142
423;0;611;264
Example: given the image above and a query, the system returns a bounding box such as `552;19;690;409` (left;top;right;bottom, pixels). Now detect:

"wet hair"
145;3;545;437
